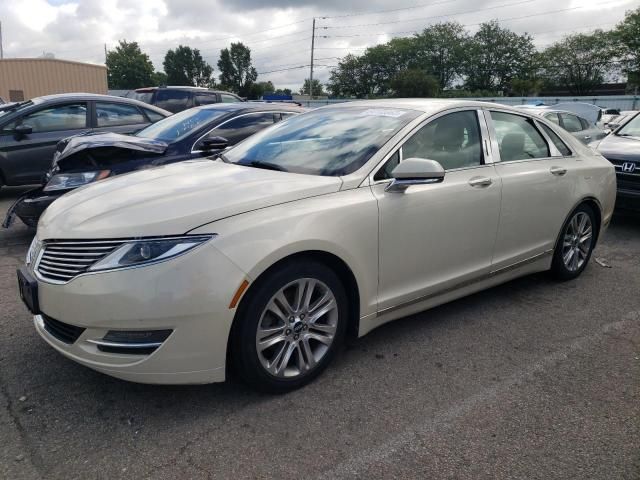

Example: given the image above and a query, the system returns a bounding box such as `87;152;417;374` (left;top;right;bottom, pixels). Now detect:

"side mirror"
14;124;33;136
386;158;445;193
200;136;228;151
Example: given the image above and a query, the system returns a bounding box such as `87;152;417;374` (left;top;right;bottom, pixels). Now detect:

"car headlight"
25;237;42;266
87;235;215;272
43;170;110;192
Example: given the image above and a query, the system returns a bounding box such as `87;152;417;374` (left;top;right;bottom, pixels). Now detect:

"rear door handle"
584;135;591;140
468;176;492;187
550;166;567;176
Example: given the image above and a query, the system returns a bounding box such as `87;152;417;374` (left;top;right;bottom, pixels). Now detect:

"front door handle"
468;176;492;187
550;166;567;176
584;135;591;140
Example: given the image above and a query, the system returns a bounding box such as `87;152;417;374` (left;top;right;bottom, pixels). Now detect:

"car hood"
38;159;343;239
53;132;168;167
596;134;640;161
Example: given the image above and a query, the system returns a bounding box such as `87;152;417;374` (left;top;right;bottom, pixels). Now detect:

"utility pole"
104;43;107;64
309;18;315;99
0;22;4;60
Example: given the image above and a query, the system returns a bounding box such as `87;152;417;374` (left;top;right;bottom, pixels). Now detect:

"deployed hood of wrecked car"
53;132;168;167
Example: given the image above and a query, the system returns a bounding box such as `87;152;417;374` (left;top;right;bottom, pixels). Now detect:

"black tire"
551;203;597;281
230;259;348;393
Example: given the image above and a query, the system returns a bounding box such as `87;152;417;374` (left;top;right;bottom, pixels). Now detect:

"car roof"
30;93;171;114
321;98;537;116
196;103;306;113
135;86;239;95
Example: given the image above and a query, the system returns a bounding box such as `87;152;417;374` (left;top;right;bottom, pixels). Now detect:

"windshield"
224;106;420;176
616;113;640;137
135;108;225;142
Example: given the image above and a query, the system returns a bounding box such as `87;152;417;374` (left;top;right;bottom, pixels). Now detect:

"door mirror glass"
387;158;445;192
200;136;228;151
14;124;33;135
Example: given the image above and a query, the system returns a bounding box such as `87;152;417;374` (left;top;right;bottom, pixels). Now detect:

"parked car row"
16;99;618;392
3;102;304;227
125;86;244;113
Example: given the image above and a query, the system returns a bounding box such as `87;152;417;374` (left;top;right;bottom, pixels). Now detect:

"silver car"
535;109;607;145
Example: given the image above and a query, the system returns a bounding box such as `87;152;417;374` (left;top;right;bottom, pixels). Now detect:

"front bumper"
616;188;640;211
2;187;63;228
31;242;249;384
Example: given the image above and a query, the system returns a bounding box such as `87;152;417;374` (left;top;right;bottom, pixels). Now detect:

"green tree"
614;7;640;87
509;77;543;96
464;21;536;92
299;78;326;96
217;42;258;97
106;40;154;89
163;45;214;87
274;88;292;96
540;31;617;95
247;81;275;99
390;69;439;97
151;71;168;86
412;22;469;89
327;54;374;98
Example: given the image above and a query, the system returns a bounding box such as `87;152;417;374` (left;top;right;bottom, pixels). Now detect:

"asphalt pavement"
0;185;638;480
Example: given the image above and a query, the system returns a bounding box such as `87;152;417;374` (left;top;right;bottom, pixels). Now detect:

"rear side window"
132;91;153;104
540;124;572;156
544;112;560;125
195;94;218;106
154;90;192;112
143;109;166;123
96;102;145;127
220;93;241;103
559;113;583;133
491;111;550;162
579;117;590;130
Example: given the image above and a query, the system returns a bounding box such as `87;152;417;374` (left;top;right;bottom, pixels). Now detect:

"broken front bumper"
2;187;64;228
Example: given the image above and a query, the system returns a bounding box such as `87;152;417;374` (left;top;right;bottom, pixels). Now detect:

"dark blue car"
4;102;305;227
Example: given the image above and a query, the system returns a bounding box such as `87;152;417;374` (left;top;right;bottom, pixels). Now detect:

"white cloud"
0;0;636;90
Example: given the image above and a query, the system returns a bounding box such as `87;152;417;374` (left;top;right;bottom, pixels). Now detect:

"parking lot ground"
0;186;638;480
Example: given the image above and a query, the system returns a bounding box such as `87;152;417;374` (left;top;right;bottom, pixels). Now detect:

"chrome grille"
36;239;128;283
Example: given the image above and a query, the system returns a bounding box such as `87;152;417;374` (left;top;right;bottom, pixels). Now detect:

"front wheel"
551;204;597;280
230;260;348;392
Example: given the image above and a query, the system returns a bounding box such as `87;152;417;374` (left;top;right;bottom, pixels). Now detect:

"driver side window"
374;110;482;181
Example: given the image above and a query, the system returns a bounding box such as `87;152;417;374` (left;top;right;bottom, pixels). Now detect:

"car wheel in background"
230;259;347;392
551;203;597;281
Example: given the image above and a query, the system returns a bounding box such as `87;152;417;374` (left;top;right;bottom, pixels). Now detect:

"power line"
320;0;538;29
319;0;462;19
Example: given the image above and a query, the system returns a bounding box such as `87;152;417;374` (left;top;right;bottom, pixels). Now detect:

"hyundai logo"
621;162;636;173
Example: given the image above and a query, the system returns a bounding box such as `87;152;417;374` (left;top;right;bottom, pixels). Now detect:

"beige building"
0;58;107;102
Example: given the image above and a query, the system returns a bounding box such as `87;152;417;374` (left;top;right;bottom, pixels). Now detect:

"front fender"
189;187;380;317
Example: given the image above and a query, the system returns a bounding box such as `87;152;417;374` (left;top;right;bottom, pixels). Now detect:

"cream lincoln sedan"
18;100;616;392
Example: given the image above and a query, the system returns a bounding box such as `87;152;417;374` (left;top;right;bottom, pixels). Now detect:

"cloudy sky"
1;0;636;91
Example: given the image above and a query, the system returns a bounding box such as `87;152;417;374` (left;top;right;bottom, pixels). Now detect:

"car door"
372;109;502;311
94;101;152;134
0;101;89;185
558;112;591;144
487;110;575;270
578;116;606;143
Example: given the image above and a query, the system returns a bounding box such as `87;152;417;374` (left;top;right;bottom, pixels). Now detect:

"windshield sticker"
358;108;409;118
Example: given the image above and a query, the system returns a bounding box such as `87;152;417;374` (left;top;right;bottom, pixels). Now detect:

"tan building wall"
0;58;108;102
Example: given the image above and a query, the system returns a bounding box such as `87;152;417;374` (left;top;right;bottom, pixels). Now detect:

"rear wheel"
551;204;597;280
230;260;347;392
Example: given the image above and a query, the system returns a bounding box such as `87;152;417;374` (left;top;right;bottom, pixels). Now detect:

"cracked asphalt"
0;185;639;480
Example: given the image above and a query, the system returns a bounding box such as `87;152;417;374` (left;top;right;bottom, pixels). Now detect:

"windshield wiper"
245;160;288;172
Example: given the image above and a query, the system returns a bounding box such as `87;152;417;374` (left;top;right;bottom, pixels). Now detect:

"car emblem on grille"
621;162;636;173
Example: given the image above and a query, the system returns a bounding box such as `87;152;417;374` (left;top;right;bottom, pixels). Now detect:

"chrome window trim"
368;108;490;185
190;110;292;154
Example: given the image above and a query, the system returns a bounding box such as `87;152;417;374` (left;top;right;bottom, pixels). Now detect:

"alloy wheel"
255;278;338;378
561;211;593;272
